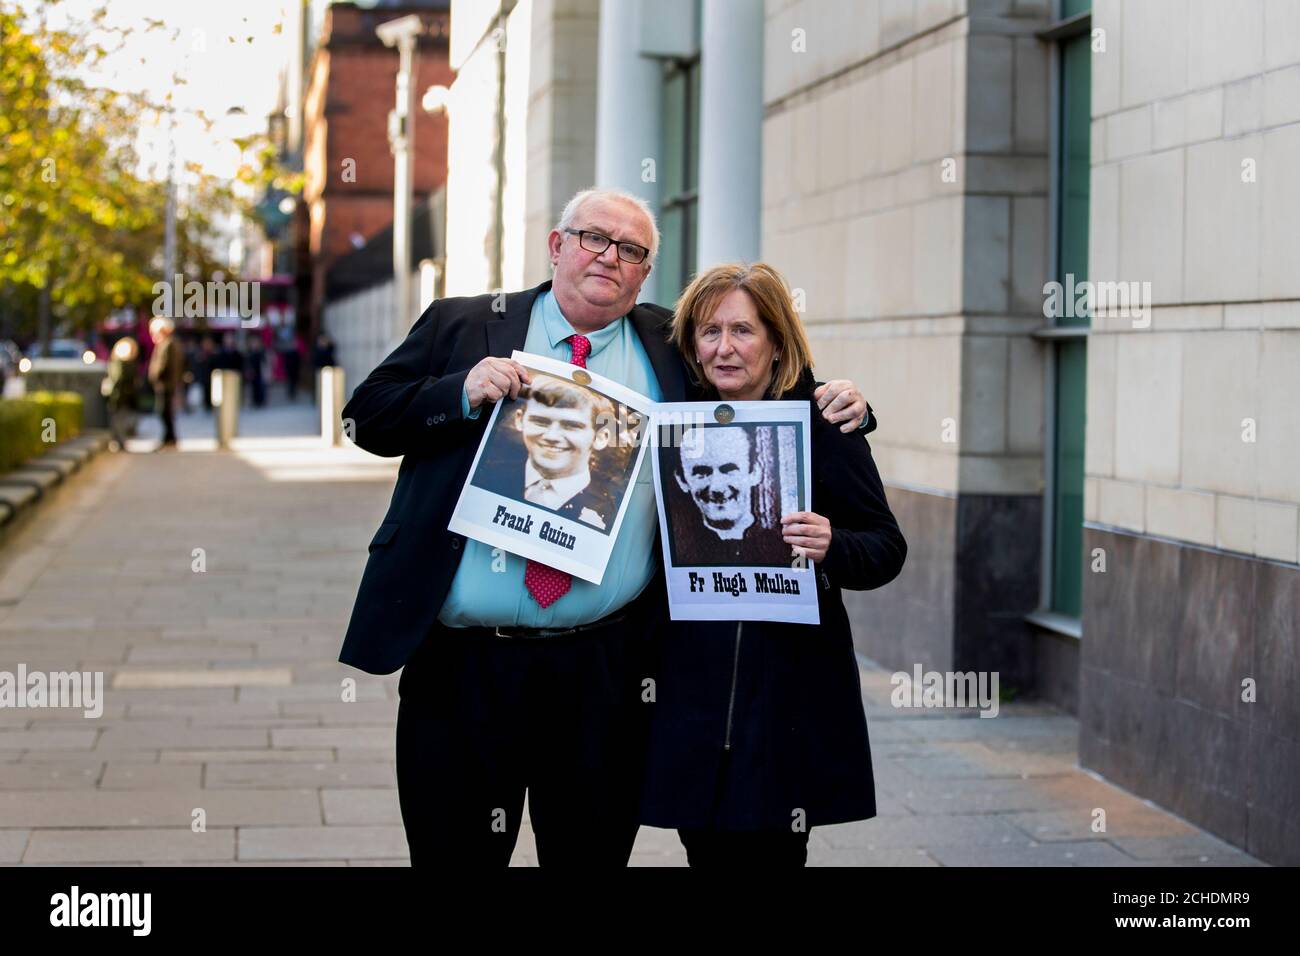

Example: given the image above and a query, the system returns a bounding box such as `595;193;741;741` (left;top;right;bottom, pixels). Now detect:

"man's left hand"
815;379;868;433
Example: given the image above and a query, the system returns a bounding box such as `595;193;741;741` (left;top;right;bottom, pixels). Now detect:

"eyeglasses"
563;228;650;265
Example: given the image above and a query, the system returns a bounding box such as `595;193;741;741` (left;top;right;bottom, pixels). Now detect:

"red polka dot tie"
567;332;591;367
524;334;591;609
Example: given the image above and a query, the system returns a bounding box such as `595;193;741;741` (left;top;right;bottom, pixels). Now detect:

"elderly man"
339;188;871;868
146;317;185;450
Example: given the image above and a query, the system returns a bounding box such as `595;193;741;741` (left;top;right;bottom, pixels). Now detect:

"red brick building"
301;2;453;330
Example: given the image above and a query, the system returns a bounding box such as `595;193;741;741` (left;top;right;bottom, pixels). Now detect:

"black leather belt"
482;610;628;640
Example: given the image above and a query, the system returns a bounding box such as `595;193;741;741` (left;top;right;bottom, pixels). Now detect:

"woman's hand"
781;511;832;563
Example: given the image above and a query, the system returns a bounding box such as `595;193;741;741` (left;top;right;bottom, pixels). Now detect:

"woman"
640;262;907;866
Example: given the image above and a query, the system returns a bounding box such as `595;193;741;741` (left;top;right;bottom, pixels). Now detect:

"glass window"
688;61;700;190
1048;0;1091;619
1052;339;1087;617
657;57;699;304
1057;32;1091;318
659;206;684;306
662;69;686;200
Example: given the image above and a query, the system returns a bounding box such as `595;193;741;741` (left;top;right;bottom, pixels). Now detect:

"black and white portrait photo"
652;401;819;624
470;371;639;533
449;351;653;584
661;422;801;567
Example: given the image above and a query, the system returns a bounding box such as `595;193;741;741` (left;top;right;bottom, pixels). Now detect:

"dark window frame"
658;55;701;303
1028;2;1093;639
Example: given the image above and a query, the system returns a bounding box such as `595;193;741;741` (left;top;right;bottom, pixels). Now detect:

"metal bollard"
320;366;345;447
211;369;242;448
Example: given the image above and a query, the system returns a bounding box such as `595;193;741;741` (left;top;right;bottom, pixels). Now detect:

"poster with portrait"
651;401;819;625
448;351;653;584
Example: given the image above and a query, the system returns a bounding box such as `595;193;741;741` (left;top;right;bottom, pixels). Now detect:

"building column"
595;0;660;207
696;0;763;266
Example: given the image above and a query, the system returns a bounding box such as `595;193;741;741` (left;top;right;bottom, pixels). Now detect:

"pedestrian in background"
102;335;140;452
247;335;268;408
279;327;303;402
209;332;245;408
311;331;336;406
146;318;184;450
196;336;217;412
214;332;244;379
312;331;336;371
179;338;200;413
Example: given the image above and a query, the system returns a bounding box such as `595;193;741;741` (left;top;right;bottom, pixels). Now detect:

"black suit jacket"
337;280;688;674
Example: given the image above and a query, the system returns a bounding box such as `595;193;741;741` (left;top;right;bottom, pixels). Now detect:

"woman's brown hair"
669;262;815;398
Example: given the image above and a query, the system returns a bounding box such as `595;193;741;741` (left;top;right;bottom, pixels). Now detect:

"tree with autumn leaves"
0;1;295;347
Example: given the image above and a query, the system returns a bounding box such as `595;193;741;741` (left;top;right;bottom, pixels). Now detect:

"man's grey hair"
556;188;660;267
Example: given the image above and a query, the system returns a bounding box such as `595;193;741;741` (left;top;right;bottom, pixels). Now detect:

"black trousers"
672;750;811;867
157;387;177;444
282;351;301;399
677;828;810;867
395;619;651;867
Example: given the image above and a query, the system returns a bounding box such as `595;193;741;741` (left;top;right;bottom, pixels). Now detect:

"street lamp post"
163;120;177;288
377;14;427;335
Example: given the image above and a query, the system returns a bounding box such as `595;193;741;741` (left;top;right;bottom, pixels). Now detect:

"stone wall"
1081;0;1300;867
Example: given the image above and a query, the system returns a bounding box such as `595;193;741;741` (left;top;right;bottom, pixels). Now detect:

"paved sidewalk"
0;405;1263;866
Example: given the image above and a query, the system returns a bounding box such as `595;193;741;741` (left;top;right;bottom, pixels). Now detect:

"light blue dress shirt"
438;289;664;628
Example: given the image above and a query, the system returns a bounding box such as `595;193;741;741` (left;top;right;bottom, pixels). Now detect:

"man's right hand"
464;357;531;409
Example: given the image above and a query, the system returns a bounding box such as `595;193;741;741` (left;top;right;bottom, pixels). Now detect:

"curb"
0;430;111;541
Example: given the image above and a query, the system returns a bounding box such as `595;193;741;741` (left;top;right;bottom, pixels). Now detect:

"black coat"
640;369;907;832
212;348;244;374
337;280;688;674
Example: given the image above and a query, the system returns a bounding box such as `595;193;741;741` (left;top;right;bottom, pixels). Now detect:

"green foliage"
0;2;300;339
0;397;42;471
28;389;83;442
0;391;83;472
0;3;161;327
